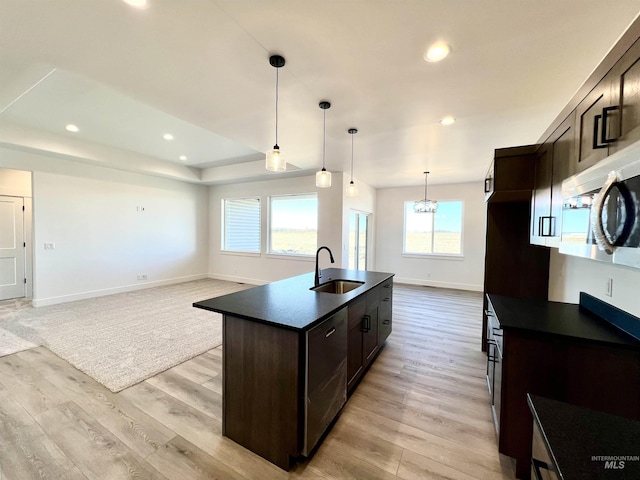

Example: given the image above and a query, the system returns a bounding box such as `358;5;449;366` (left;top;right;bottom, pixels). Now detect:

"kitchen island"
193;268;394;470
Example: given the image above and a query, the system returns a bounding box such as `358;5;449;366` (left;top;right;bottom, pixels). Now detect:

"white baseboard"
207;273;266;286
394;276;483;292
32;273;209;307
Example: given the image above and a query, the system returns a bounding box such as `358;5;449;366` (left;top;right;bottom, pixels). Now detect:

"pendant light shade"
316;101;332;188
414;171;438;213
266;55;286;172
346;128;358;197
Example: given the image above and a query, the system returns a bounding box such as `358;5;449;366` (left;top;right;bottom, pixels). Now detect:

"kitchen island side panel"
223;314;301;470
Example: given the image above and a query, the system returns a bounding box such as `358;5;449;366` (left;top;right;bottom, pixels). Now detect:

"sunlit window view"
269;194;318;255
403;201;463;255
222;198;261;252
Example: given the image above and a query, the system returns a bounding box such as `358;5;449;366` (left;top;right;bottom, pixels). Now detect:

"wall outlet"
44;242;55;250
137;274;148;281
136;206;145;212
606;277;613;297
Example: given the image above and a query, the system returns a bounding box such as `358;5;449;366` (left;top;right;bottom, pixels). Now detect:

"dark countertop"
528;395;640;479
487;294;640;348
194;268;394;331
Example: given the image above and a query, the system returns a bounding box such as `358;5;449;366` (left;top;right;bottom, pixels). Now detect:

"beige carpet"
0;279;252;392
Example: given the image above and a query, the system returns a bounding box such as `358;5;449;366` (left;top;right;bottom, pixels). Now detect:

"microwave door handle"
591;172;618;255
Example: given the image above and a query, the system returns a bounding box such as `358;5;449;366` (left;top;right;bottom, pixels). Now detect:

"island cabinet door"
222;315;301;470
347;295;366;389
304;308;347;456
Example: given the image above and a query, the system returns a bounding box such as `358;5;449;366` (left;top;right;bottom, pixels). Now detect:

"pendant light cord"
275;67;279;145
350;134;354;181
322;109;326;169
424;171;428;202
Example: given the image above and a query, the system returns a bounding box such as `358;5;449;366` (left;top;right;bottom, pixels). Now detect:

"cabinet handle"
593;106;619;149
485;310;494;317
484;177;492;193
325;327;336;338
531;458;551;480
492;328;502;337
383;284;392;289
362;315;371;333
382;319;390;325
382;297;390;302
538;215;555;237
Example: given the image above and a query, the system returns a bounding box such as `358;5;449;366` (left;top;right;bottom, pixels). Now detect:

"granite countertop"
193;268;394;331
528;395;640;479
487;294;640;348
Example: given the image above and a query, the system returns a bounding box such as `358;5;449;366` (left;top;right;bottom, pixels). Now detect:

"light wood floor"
0;284;515;479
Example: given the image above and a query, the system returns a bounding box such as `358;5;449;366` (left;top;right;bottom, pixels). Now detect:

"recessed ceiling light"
163;133;174;141
439;116;456;126
424;42;451;63
122;0;148;8
179;155;187;161
65;124;79;133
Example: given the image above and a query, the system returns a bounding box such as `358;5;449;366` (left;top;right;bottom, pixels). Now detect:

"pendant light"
266;55;286;172
346;128;358;197
414;171;438;213
315;101;332;188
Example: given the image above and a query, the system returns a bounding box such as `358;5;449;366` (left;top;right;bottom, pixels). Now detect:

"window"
269;193;318;256
403;201;463;255
222;198;261;253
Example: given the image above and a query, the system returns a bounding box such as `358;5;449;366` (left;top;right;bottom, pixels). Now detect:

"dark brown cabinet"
530;113;575;247
304;309;348;455
575;72;614;173
609;38;640;156
347;279;393;391
482;146;550;352
574;37;640;173
484;146;538;203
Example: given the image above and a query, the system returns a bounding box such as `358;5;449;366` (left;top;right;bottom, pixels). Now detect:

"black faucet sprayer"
314;246;335;286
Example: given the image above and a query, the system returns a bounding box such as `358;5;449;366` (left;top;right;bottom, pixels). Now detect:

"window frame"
221;196;262;255
267;192;319;258
402;200;464;258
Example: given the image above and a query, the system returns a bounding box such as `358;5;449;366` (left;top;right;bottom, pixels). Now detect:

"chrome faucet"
314;246;335;286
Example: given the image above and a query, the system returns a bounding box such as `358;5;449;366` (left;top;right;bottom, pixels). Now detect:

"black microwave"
560;142;640;268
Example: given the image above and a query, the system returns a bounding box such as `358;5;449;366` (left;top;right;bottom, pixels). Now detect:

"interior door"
0;196;25;300
348;211;369;271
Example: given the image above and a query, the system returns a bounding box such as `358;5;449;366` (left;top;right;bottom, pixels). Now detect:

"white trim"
401;253;465;261
394;276;482;292
219;250;261;258
207;273;266;285
32;273;209;307
264;253;315;262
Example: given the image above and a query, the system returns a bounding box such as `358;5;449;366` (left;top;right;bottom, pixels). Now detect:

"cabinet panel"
305;309;347;455
530;114;575;248
362;306;379;366
610;38;640;155
531;145;552;246
575;74;613;173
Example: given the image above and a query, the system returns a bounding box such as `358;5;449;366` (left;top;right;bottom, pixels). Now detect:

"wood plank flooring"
0;284;515;479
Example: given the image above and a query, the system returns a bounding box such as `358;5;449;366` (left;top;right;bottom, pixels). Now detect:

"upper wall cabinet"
575;70;615;173
531;112;576;247
484;145;538;203
609;38;640;156
575;37;640;173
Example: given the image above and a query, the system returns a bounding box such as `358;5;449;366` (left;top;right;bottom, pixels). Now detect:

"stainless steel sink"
310;280;364;294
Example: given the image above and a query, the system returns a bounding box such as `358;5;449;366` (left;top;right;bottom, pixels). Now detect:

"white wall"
549;250;640;317
1;147;210;306
375;181;486;291
208;173;345;284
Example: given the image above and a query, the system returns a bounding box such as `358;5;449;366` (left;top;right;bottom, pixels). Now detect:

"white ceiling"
1;1;640;188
